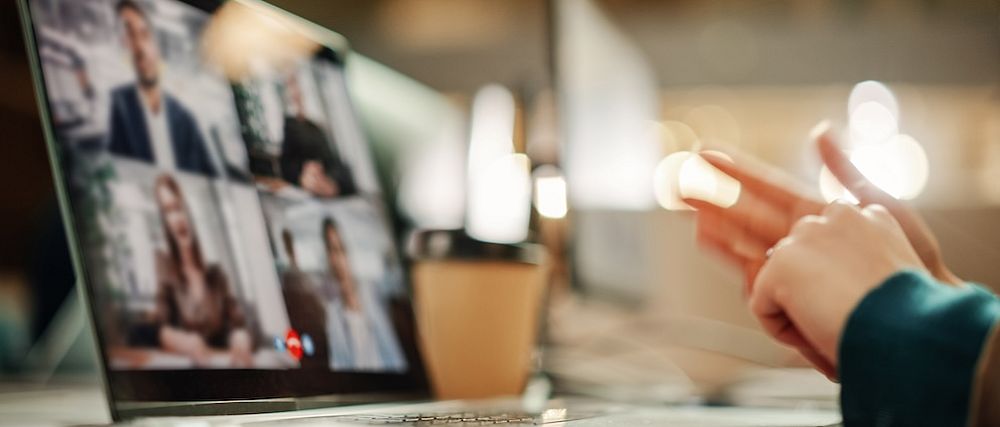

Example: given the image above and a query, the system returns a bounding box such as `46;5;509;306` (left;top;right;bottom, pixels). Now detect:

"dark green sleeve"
839;270;1000;426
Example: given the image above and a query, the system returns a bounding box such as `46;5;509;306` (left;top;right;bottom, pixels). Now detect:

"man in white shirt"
106;0;216;177
138;87;175;171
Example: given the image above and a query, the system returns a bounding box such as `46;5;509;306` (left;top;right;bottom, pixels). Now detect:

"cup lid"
405;229;545;265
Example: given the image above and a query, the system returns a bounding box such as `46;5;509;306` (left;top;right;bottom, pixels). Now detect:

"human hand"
228;329;253;367
299;161;339;197
686;123;960;289
683;150;824;292
160;327;211;365
751;203;926;377
815;129;960;285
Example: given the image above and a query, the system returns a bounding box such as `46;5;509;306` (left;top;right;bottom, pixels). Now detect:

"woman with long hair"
153;174;252;367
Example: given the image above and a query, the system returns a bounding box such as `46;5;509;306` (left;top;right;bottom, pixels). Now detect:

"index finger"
684;190;793;246
699;150;813;211
816;130;897;208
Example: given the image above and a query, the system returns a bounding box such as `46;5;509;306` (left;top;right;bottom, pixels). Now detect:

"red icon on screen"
285;329;303;360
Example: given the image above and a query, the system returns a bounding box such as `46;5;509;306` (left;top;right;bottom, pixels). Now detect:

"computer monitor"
17;0;425;409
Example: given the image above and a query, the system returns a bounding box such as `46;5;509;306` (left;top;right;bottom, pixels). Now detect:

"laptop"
15;0;842;425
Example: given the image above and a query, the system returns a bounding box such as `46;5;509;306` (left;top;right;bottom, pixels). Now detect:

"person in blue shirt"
685;125;1000;426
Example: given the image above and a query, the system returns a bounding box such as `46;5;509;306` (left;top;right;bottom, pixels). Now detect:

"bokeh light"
821;81;929;202
654;151;741;211
818;134;929;202
534;165;569;219
887;134;930;200
467;84;516;175
678;152;740;208
467;84;530;243
849;134;928;200
467;153;532;243
847;81;899;147
653;151;694;211
849;101;897;145
848;80;899;119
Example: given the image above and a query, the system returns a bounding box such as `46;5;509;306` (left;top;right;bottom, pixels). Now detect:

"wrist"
838;270;1000;425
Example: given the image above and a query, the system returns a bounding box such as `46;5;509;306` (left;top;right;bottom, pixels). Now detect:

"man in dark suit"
107;0;216;177
279;73;355;197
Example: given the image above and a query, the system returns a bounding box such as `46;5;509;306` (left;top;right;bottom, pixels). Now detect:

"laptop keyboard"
329;412;539;425
261;408;605;426
245;407;842;426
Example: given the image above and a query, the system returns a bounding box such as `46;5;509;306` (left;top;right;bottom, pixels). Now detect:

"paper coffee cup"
408;230;547;399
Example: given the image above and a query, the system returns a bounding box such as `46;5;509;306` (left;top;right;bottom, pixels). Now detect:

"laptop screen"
20;0;424;403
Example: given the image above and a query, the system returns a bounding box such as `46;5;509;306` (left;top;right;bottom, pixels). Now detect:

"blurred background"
0;0;998;404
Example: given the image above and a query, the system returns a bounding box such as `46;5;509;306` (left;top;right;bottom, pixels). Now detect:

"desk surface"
0;380;110;426
0;380;841;427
